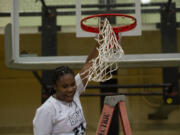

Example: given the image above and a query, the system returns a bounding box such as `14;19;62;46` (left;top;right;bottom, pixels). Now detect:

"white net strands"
81;18;124;83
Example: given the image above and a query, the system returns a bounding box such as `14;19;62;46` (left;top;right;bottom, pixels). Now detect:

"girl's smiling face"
54;73;77;102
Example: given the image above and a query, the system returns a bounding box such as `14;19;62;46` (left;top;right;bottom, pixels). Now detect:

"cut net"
81;18;124;83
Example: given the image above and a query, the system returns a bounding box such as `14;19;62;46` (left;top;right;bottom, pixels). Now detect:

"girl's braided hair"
52;66;74;85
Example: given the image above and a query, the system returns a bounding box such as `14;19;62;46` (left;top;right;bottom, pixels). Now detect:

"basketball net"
81;18;124;84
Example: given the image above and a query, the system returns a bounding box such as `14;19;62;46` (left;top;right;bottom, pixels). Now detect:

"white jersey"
33;74;86;135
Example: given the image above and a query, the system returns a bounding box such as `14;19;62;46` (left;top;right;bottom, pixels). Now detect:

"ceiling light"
141;0;151;4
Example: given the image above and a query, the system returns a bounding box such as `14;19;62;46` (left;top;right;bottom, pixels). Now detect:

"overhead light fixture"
141;0;151;4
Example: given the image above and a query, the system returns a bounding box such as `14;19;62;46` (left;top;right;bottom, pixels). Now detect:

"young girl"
33;40;100;135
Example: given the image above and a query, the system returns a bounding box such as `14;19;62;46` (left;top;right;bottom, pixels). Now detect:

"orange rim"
81;13;137;34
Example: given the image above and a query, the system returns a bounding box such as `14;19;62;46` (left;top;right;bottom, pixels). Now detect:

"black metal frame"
81;92;163;97
32;71;172;97
1;2;180;17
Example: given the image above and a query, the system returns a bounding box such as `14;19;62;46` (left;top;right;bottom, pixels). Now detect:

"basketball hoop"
81;13;137;34
80;14;137;83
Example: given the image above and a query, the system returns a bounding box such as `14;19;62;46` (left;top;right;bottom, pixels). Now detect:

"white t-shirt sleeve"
33;106;53;135
75;73;85;95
